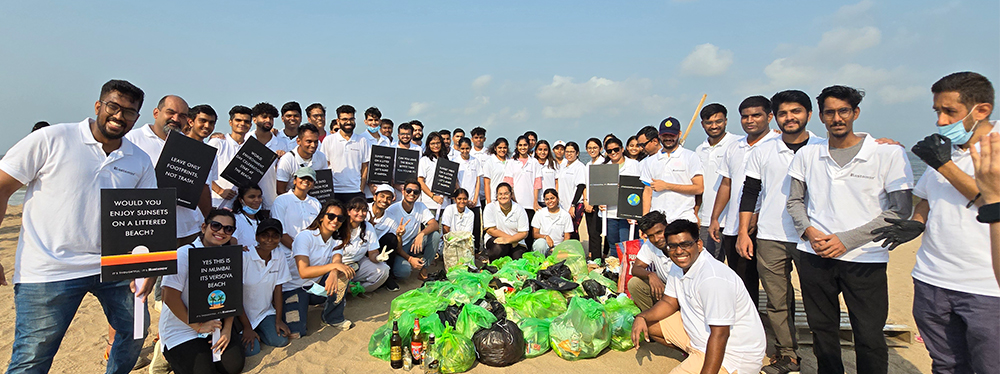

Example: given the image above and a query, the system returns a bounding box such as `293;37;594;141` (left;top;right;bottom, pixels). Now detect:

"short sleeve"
359;138;371;164
138;162;157;188
273;253;292;285
636;241;655;264
162;246;190;292
272;198;291;235
561;212;574;233
276;154;293;182
483;204;498;228
207;157;219;185
365;227;379;252
662;271;678;298
418;157;431;178
530;212;542;229
884;146;915;193
639;159;653;185
0;130;49;185
717;146;734;179
207;137;223;150
291;231;312;258
744;147;763;180
441;206;455;227
787;149;807;182
913;168;934;199
418;204;434;224
516;209;530;232
687;151;704;176
699;277;738;326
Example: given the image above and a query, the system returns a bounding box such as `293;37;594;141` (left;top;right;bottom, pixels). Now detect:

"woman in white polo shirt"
483;182;530;260
159;209;244;374
556;141;587;238
339;197;390;292
418;132;449;213
237;218;291;357
482;137;509;204
441;188;475;234
531;189;574;256
231;183;269;251
504;135;543;249
534;140;558;206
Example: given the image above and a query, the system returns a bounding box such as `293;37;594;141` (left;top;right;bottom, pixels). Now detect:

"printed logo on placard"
627;193;640;206
208;290;226;309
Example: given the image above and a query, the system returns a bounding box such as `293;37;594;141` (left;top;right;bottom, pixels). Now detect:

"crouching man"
631;217;766;374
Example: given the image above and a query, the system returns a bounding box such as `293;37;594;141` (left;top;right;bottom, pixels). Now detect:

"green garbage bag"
505;289;567;322
549;297;610;360
450;279;488;305
420;313;448;340
521;251;545;272
368;311;415;360
561;284;588;300
491;256;513;269
434;327;476;373
451;269;492;288
494;265;535;288
604;294;641;351
456;303;498;339
519;317;552;358
546;240;587;280
584;269;618;292
390;289;450;319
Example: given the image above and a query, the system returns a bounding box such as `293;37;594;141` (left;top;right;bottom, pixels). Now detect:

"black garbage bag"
438;304;462;327
482;265;499;274
488;278;514;290
467;266;482;273
422;269;448;286
582;279;609;300
473;319;525;367
537;260;572;280
474;298;507;321
536;275;578;291
523;279;545;292
602;268;617;281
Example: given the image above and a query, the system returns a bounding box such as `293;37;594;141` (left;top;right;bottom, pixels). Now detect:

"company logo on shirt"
849;173;875;180
113;166;137;176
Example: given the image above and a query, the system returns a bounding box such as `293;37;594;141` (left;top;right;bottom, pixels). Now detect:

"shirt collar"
83;118;136;156
682;247;711;279
776;130;820;154
818;132;875;162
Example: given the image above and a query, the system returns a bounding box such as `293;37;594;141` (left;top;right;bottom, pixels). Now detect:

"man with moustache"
276;101;302;150
638;119;704;222
322;105;371;205
737;90;824;374
449;128;465;161
0;80;156;374
208;105;252;208
249;102;287;209
411;120;425;147
379;118;394;143
276;123;328;193
305;103;327;141
394;122;421;151
694;103;738;261
786;85;913;374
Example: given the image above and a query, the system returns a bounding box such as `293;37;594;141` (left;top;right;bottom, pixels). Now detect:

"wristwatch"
977;202;1000;223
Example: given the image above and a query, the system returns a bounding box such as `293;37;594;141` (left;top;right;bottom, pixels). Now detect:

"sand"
0;205;933;373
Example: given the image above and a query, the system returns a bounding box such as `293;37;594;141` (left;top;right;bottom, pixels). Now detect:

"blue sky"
1;0;997;154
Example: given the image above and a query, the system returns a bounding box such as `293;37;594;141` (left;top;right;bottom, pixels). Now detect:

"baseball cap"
374;184;396;198
256;218;283;236
658;117;681;136
294;167;317;181
553;140;566;148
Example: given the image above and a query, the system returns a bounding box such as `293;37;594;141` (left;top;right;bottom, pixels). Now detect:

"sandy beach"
0;204;933;373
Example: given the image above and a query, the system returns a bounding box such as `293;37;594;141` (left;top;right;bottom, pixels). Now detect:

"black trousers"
378;232;400;279
524;208;536;250
485;237;526;261
721;233;759;307
584;209;607;259
798;251;889;374
162;337;244;374
472;204;483;250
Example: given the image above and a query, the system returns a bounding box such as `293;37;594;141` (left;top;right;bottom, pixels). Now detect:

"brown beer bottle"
390;321;403;369
411;318;423;365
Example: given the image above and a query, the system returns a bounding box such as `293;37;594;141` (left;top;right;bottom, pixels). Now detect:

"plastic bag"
438;304;462;327
420;313;448;341
491;256;513;269
604;295;641;351
456;303;498;339
537;260;573;280
518;317;552;358
473;319;525;367
503;258;540;277
521;251;546;272
443;231;475;269
585;269;619;291
549;297;610;360
368;311;415;360
391;289;450;319
505;289;568;322
546;240;587;280
473;298;507;321
494;266;535;288
582;279;610;300
433;327;476;374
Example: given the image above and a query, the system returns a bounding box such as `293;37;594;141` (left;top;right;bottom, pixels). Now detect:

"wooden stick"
681;94;708;145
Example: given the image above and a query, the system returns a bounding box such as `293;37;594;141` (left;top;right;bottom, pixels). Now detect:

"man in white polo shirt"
637;119;704;223
208;105;253;209
893;72;1000;373
322;104;371;205
0;80;156;374
627;211;675;312
382;179;442;280
249;102;288;209
631;218;766;374
786;85;913;374
361;107;389;202
276;123;327;194
276;101;302;150
694;103;737;261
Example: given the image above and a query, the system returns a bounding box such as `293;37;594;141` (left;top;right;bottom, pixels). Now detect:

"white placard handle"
133;278;145;340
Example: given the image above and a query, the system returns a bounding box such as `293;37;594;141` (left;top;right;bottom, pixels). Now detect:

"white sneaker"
148;341;170;374
328;320;352;331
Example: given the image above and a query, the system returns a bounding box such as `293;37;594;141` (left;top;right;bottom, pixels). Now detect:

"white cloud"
763;58;820;88
680;43;734;77
511;109;528;122
472;75;493;90
463;96;490;114
816;26;881;54
408;102;431;116
537;75;665;119
833;0;874;25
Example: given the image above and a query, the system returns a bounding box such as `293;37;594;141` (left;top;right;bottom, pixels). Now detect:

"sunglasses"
208;221;236;235
325;213;348;222
606;147;622;154
404;188;420;195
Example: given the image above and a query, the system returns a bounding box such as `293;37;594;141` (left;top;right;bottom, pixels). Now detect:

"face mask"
937;104;981;145
367;125;379;133
242;204;260;215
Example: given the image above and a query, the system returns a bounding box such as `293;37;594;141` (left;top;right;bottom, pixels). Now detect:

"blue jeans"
8;275;147;374
242;314;290;356
281;277;345;337
913;279;1000;374
392;231;441;279
606;218;632;258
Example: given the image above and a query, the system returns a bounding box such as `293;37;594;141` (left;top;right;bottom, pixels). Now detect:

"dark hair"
403;178;421;190
188;104;217;120
626;135;645;161
739;95;772;114
381;118;394;127
458;137;472;148
231;184;269;221
471;127;486;137
496;182;513;194
636;126;658;142
203;209;236;225
586;138;603;154
422;132;447;160
452;187;469;199
281;101;302;115
514;135;532;158
700;103;727;120
932;72;995;112
565;141;580;154
523;131;537;139
336;105;356;116
637;211;668;234
306;199;345;231
663;219;700;242
602;137;623;164
410;120;423;129
305;103;325;115
535;140;556;169
100;80;145;110
31;121;50;132
229;105;252;119
252;102;278;118
337;197;370;250
453;128;465;136
488;137;509;158
816;85;864;112
297;123;320;137
398;122;414;132
438;129;451;138
542;188;558;199
770;90;812;114
365;106;382;119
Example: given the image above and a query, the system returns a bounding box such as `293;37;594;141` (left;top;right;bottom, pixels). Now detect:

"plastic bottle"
390;321;403;369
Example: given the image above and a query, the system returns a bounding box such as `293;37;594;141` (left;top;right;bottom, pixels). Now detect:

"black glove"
870;218;925;251
911;134;952;170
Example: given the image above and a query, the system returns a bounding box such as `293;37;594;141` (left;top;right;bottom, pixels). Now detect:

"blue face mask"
242;204;260;215
937;104;981;145
367;125;379;133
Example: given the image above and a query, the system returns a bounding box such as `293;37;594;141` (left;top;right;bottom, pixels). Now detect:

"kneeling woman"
531;189;574;256
482;182;529;260
340;197;390;292
160;209;244;374
283;200;355;338
238;218;292;357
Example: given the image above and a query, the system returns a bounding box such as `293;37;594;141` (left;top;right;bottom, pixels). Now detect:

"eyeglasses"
101;101;140;121
404;188;420;195
208;221;236;235
665;240;697;252
325;213;347;222
606;147;622;154
822;107;854;118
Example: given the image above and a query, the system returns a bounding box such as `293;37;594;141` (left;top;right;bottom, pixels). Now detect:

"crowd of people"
0;70;997;374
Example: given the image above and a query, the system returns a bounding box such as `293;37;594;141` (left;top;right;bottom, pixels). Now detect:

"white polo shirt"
362;130;391;147
159;239;205;349
912;124;1000;297
383;201;436;246
483;201;530;245
694;132;738;225
636;240;673;282
455;156;481;200
663;252;766;374
481;156;507;201
342;222;379;264
0;119;157;284
242;247;292;329
284;229;343;292
418;156;444;210
276;147;329;191
441;205;475;233
788;134;914;263
392;141;423;152
530;208;574;246
368;204;395;240
207;133;245;209
248;133;286;209
556;160;587;211
639;147;703;223
471;147;490;200
271;191;322;254
233;212;261;250
536;161;557;203
323;131;370;194
744;132;824;243
503;157;541;210
718;131;779;236
600;158;640;219
274;131;297;153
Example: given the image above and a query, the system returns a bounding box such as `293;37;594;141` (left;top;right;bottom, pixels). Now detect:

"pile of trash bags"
369;240;641;373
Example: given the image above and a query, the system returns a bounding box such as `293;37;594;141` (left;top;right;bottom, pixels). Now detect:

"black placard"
220;136;278;189
588;164;619;206
431;158;460;196
308;169;334;205
367;145;396;185
617;176;645;220
100;188;178;282
155;132;218;209
188;245;243;323
393;148;420;184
